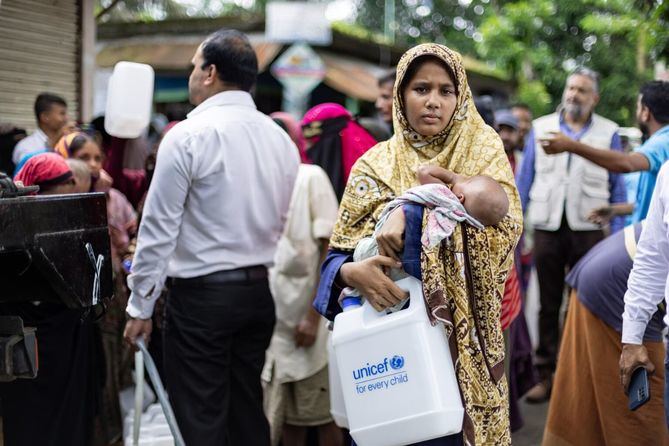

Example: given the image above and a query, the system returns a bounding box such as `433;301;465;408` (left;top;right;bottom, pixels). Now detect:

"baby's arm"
417;165;469;188
417;165;459;185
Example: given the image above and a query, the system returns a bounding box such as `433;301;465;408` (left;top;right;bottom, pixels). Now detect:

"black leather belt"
169;265;267;286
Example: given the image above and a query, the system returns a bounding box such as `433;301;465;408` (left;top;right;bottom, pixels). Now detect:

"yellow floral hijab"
330;43;522;445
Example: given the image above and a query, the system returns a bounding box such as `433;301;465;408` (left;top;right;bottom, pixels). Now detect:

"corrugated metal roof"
97;39;282;73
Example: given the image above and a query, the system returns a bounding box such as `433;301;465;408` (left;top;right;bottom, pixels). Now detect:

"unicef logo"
390;355;405;370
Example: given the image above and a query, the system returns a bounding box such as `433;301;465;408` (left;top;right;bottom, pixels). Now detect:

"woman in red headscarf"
14;152;75;195
301;103;377;200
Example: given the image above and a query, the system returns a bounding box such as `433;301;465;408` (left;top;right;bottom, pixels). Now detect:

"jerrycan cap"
341;296;362;310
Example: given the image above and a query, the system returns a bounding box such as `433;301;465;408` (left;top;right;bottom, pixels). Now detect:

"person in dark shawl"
301;103;377;200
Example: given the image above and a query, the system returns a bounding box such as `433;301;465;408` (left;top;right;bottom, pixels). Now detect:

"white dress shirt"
126;91;300;319
12;128;48;165
622;162;669;344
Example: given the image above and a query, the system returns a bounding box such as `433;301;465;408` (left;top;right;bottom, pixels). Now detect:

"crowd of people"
0;27;668;446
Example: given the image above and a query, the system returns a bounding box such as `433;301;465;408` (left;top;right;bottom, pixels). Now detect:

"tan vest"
528;112;618;231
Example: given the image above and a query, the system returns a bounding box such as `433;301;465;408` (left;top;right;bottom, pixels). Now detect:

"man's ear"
204;64;217;86
640;105;651;123
592;92;600;108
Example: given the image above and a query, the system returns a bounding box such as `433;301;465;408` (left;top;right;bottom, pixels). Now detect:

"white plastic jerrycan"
327;330;348;428
328;296;362;429
105;61;155;139
332;276;463;446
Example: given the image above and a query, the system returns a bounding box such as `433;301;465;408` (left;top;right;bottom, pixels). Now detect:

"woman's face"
73;140;103;177
402;59;457;137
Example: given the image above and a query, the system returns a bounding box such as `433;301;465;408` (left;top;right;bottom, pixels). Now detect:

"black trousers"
533;218;603;373
164;276;275;446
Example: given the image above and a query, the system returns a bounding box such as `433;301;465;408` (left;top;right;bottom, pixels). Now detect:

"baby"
346;165;509;308
416;165;509;226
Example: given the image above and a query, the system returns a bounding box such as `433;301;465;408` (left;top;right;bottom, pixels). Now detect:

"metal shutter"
0;0;79;131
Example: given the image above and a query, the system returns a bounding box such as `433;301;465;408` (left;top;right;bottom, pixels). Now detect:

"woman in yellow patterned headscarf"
314;43;522;445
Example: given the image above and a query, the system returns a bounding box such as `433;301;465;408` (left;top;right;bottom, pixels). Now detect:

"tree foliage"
96;0;668;124
355;0;667;124
476;0;668;124
95;0;245;22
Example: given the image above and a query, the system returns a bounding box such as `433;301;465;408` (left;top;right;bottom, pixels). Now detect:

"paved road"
512;399;549;446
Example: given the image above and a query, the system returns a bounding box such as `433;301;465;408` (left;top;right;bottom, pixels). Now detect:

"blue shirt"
516;115;627;233
630;125;669;223
623;171;640;226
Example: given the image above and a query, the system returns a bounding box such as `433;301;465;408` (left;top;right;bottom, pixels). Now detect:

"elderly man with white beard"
516;67;627;403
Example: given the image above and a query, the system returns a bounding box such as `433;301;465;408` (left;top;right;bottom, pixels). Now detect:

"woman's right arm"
314;250;408;320
313;250;353;321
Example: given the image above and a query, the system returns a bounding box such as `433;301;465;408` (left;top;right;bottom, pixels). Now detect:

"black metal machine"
0;188;113;380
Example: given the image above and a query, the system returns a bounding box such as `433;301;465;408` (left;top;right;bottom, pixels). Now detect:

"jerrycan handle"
361;276;425;322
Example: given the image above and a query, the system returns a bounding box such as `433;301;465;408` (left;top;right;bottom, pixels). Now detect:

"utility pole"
384;0;395;44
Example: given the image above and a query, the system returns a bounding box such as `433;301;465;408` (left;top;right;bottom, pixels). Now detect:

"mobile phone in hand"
628;367;650;411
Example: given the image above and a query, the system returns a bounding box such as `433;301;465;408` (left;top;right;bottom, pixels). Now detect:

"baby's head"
66;158;92;193
452;175;509;226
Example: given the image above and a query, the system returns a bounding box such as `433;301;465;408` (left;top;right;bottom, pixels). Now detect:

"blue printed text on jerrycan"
332;276;463;446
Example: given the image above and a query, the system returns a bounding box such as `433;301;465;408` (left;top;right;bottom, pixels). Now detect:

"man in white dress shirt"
620;161;669;425
123;29;299;445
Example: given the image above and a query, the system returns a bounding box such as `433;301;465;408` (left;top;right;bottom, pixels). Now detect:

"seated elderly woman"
14;152;76;194
301;103;378;201
315;44;522;445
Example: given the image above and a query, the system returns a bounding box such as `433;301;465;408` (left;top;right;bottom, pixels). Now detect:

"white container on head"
332;276;463;446
104;61;155;139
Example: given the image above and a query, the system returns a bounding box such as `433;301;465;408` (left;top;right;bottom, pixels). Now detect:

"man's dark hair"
378;70;396;88
640;80;669;124
200;29;258;92
34;93;67;122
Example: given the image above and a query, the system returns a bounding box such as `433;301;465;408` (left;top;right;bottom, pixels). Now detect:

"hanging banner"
271;42;326;118
266;2;332;45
